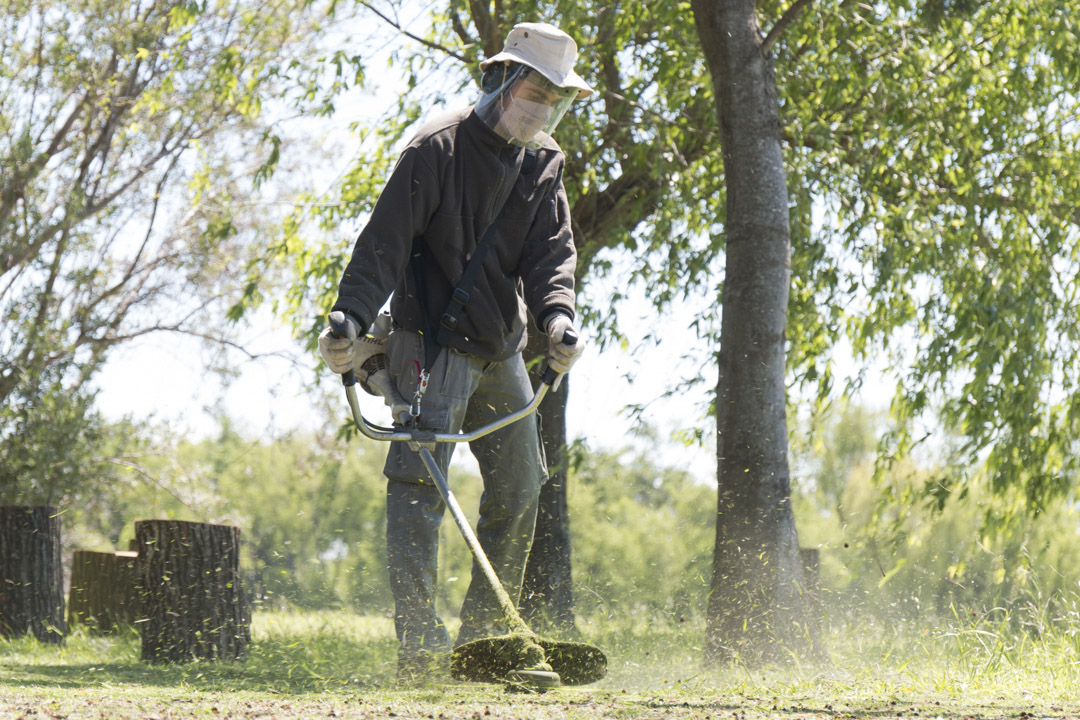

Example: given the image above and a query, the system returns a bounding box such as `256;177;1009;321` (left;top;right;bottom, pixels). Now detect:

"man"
318;22;590;681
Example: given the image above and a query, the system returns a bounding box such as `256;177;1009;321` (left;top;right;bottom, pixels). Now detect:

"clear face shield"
474;64;577;150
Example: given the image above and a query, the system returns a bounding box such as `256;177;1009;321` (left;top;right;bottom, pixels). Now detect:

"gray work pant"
383;330;546;659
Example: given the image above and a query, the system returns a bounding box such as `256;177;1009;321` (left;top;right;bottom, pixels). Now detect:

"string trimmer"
328;312;606;691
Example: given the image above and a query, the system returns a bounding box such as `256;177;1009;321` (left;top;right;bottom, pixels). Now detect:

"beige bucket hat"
479;22;594;99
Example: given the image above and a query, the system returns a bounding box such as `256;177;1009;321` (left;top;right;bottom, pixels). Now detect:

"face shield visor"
474;64;577;150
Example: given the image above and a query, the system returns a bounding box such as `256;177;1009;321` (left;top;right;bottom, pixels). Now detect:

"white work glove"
320;313;410;421
545;313;584;374
318;312;391;386
318;314;360;374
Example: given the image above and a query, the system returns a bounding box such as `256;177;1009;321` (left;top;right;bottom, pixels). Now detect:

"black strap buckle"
439;312;459;332
451;287;470;306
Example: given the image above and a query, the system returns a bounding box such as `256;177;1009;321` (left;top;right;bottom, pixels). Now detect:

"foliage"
86;404;1066;627
792;401;1080;621
266;0;1080;520
181;424;394;611
568;440;714;619
777;0;1080;507
0;0;343;505
0;368;104;504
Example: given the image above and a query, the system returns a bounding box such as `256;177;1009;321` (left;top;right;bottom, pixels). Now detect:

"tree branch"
448;0;473;48
0;90;88;231
596;5;631;151
467;0;499;57
357;1;469;63
762;0;814;55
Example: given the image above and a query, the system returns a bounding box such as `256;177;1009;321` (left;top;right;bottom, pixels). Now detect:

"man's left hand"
546;313;584;374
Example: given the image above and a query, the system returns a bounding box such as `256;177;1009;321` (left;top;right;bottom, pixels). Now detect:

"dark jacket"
332;107;577;362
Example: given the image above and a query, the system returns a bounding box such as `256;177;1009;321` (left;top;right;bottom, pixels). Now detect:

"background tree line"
61;414;715;620
57;407;1080;630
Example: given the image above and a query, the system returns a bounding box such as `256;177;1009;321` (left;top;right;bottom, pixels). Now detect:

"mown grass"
2;605;1080;718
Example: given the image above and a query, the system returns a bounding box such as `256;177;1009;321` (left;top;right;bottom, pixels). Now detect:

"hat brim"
480;51;594;100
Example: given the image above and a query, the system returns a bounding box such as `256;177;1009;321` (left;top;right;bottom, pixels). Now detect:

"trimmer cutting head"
451;632;607;687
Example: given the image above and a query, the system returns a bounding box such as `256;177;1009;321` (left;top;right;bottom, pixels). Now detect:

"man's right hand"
318;315;360;373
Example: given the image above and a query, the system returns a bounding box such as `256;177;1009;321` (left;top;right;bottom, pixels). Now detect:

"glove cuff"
542;310;573;335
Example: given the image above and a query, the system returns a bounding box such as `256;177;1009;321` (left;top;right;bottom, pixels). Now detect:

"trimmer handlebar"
328;312;573;445
539;327;577;387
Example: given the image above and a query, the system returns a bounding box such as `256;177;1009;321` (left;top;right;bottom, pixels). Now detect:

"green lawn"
2;610;1078;719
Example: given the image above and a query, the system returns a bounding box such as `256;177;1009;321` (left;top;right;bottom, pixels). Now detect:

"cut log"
68;550;138;634
135;519;250;663
0;505;66;643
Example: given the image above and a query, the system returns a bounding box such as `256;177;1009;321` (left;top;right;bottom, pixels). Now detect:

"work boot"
396;649;450;687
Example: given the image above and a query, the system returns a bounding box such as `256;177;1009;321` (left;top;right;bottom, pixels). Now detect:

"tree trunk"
691;0;812;662
519;328;576;633
68;550;139;634
0;505;66;643
135;519;250;663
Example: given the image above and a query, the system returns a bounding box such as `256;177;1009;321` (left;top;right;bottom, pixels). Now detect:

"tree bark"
519;328;576;633
691;0;812;662
135;519;250;663
0;506;66;643
68;549;139;634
